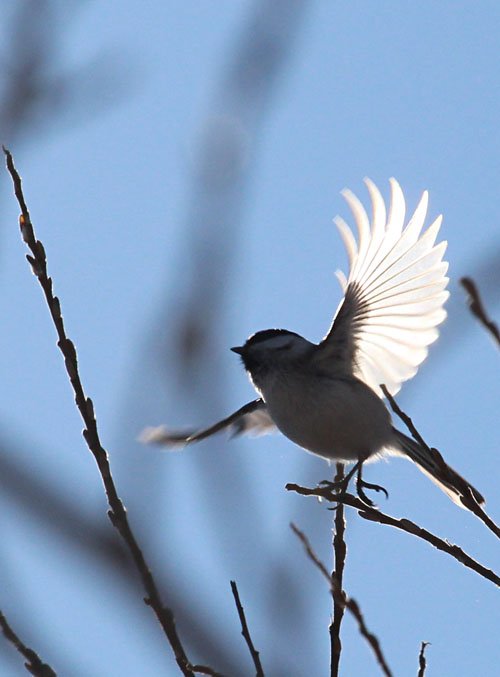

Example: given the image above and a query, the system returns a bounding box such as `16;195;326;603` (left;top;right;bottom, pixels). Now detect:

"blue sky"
0;2;498;675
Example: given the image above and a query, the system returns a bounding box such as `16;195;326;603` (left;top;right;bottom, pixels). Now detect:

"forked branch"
286;484;499;588
417;641;430;677
291;524;392;677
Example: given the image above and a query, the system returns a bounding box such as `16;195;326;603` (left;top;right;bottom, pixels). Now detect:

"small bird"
143;178;484;509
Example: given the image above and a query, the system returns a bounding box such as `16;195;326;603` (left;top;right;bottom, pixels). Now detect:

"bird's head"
231;329;314;387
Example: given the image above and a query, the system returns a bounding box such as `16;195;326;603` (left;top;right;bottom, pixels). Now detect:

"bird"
142;178;484;509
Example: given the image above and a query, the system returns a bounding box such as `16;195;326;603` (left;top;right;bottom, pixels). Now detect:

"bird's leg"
319;462;360;497
320;460;389;507
355;461;389;507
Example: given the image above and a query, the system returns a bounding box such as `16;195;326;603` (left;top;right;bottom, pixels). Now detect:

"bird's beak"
231;345;244;355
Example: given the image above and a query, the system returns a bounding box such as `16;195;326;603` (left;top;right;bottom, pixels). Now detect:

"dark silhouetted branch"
186;665;226;677
382;385;500;539
330;463;347;677
460;277;500;347
417;641;430;677
286;484;500;587
0;611;55;677
291;524;392;677
230;581;264;677
3;148;214;677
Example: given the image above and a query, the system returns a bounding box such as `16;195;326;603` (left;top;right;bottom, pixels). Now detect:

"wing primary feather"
321;179;449;395
140;399;275;448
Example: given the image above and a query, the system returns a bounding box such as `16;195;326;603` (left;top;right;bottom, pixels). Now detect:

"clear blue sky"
0;2;498;675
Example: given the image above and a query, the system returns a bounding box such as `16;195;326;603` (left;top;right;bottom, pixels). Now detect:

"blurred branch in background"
0;433;129;563
0;2;131;673
0;435;246;674
0;0;127;150
172;0;311;379
118;2;313;673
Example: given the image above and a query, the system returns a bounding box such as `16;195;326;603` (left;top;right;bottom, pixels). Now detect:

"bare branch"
330;464;347;677
230;581;264;677
2;148;212;677
417;641;430;677
0;611;56;677
460;277;500;347
187;665;226;677
291;524;393;677
286;484;500;587
382;385;500;539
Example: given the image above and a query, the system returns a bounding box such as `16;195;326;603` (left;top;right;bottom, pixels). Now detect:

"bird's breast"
261;371;393;462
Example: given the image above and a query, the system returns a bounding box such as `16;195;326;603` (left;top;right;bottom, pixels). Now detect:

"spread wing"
140;398;276;448
319;178;449;396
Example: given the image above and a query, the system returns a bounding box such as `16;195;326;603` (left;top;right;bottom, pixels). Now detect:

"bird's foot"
319;462;359;505
319;461;389;508
355;476;389;507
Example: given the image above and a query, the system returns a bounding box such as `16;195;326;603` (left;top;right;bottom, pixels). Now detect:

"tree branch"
286;484;500;587
0;611;56;677
417;641;430;677
329;463;347;677
3;148;212;677
381;385;500;539
230;581;264;677
291;524;392;677
460;277;499;347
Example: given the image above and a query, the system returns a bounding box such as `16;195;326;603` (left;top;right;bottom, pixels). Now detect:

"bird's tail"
392;428;485;508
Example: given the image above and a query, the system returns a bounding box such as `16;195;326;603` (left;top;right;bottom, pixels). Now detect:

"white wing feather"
321;178;449;396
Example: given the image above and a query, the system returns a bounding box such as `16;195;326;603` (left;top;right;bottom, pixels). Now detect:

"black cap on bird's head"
231;329;299;356
231;329;296;385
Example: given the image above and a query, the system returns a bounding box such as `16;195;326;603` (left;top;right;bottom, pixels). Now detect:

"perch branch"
286;484;499;587
329;463;347;677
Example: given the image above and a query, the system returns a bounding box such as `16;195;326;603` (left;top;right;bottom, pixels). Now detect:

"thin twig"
460;277;500;346
3;148;213;677
188;666;226;677
330;463;347;677
382;385;500;539
230;581;264;677
417;641;430;677
286;484;500;587
290;524;393;677
0;611;56;677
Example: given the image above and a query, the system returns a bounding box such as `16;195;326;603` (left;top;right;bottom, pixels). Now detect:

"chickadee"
143;178;484;509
